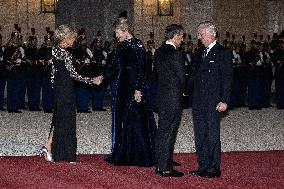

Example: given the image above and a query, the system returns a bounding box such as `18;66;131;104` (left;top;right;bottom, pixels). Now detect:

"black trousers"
192;108;221;173
155;98;182;171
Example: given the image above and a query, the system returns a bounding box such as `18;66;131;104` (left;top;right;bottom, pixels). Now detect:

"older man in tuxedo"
189;21;233;178
154;24;186;177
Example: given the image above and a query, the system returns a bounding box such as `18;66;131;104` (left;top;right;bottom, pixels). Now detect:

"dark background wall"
56;0;134;44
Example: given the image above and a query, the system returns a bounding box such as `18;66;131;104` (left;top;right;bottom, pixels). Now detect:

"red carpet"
0;151;283;189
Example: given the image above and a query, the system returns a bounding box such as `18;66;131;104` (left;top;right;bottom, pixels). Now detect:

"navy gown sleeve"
101;48;119;80
132;41;146;92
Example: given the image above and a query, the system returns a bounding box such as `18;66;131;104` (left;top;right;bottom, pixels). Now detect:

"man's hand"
216;102;227;112
134;90;142;102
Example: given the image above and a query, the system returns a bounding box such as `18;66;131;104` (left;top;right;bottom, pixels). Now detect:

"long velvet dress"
50;47;93;162
103;38;157;167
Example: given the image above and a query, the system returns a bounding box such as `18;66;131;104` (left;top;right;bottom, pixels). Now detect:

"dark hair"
165;24;183;40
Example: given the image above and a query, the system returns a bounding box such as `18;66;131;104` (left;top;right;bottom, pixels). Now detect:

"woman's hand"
216;102;227;112
134;90;142;102
93;76;103;85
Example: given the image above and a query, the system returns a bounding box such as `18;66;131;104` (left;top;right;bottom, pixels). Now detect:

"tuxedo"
190;42;233;174
154;43;186;171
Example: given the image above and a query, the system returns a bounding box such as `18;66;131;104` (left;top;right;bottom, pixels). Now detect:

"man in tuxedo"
154;24;186;177
189;21;233;178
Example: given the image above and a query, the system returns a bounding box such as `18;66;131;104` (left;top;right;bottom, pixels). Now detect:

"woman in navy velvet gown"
96;18;157;167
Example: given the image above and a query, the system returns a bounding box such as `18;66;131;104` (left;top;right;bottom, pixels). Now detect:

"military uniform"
245;42;264;110
91;36;106;111
0;35;6;110
26;33;42;111
73;31;102;112
145;39;158;111
4;31;25;113
230;48;247;108
260;47;273;108
73;44;95;112
37;33;54;113
274;40;284;109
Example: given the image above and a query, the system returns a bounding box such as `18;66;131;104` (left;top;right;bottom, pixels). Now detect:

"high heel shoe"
39;146;53;162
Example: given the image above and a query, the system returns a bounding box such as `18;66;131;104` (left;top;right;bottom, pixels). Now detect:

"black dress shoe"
189;170;206;177
44;110;53;113
249;106;262;110
8;110;22;113
189;170;221;178
18;107;27;110
93;108;107;111
77;110;91;113
155;169;184;177
262;104;272;108
172;160;181;166
204;170;221;178
29;108;41;111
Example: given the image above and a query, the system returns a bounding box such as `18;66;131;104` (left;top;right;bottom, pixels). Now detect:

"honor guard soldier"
223;31;231;48
90;31;106;111
185;39;195;108
4;27;25;113
259;34;264;44
274;38;284;109
25;28;41;111
245;41;264;110
16;26;28;110
260;42;273;108
145;32;158;111
252;33;258;43
239;35;247;54
0;34;6;111
229;43;248;109
230;44;242;109
230;34;236;48
37;28;54;113
73;28;94;113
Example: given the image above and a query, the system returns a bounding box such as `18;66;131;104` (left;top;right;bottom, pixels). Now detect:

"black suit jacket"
154;43;186;107
190;42;233;110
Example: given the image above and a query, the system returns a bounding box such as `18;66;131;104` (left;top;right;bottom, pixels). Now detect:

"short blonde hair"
113;17;131;32
54;25;77;44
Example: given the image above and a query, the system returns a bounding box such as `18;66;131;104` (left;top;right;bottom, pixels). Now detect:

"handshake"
93;75;103;85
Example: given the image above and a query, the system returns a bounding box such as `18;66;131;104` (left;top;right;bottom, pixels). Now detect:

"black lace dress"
50;47;93;162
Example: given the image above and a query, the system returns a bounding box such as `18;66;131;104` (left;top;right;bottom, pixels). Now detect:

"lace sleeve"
52;46;93;85
51;61;55;87
64;53;94;85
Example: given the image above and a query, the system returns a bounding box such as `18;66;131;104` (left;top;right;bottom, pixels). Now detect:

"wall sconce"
41;0;58;14
157;0;173;16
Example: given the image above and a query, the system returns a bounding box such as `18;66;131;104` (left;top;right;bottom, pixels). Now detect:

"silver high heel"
39;146;53;162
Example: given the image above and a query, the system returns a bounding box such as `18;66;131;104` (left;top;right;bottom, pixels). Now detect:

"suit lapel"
207;43;219;58
204;43;220;62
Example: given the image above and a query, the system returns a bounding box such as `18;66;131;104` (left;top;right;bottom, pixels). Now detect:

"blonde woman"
96;18;157;167
40;25;95;163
